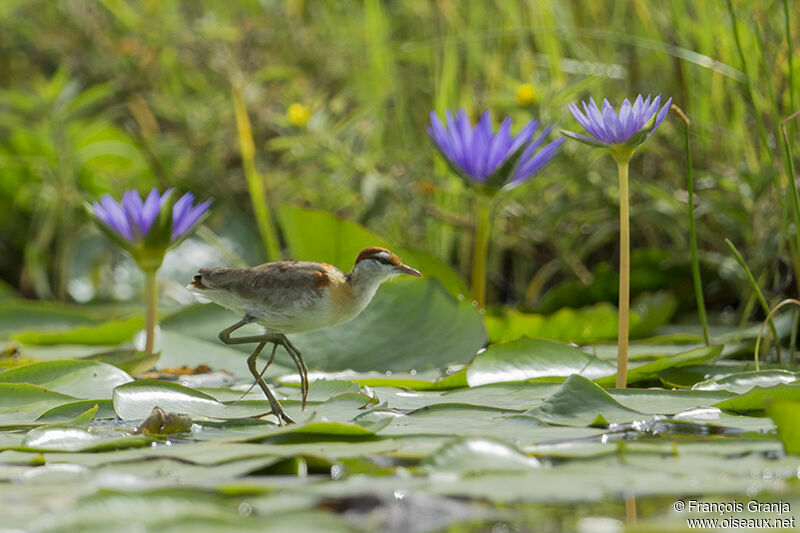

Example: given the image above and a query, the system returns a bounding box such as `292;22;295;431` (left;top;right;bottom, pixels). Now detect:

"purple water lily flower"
564;94;672;147
427;109;563;189
91;188;211;243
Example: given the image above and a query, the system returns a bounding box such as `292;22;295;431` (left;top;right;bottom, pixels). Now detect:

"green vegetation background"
0;0;795;320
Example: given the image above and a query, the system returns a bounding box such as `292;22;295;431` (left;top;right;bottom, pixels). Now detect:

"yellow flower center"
516;84;536;106
287;103;311;127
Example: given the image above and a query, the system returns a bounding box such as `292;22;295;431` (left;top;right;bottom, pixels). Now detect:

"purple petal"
140;188;163;235
510;137;565;186
100;195;134;241
485;116;513;173
646;97;672;140
172;198;212;239
122;190;145;236
509;118;538;153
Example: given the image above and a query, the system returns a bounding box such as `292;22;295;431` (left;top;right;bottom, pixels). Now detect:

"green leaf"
239;420;380;443
36;400;116;422
466;337;615;387
278;205;469;296
609;388;734;415
594;345;723;387
0;383;76;414
766;399;800;454
0;300;100;340
13;317;144;346
485;292;678;344
81;349;159;375
113;380;273;421
526;374;646;426
693;370;798;393
421;437;541;473
0;360;133;399
19;427;152;452
713;383;800;411
292;278;487;372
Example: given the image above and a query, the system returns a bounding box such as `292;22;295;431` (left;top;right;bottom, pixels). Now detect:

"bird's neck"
345;269;385;308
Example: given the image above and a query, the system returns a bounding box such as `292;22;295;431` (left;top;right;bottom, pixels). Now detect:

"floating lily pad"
485;292;677;344
693;369;799;393
12;317;144;346
0;360;133;399
713;383;800;411
466;337;616;387
594;345;723;387
766;399;800;454
113;380;274;421
527;374;646;426
421;437;541;473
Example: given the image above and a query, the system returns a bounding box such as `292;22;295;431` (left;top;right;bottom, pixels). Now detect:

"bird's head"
351;247;422;282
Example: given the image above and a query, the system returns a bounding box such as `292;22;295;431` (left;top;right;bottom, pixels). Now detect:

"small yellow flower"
287;103;311;127
516;83;536;106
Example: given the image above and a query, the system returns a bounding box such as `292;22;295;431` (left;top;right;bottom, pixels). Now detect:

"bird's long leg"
245;343;294;425
234;343;279;404
276;334;309;410
220;317;294;425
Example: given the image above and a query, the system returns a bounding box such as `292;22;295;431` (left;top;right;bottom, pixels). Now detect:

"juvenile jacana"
188;246;422;424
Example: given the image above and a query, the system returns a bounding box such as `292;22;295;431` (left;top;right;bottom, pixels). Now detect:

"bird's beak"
396;263;422;277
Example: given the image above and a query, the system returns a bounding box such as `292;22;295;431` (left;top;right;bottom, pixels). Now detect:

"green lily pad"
713;383;800;411
113;380;275;421
466;337;615;387
279;204;469;296
766;399;800;454
421;437;541;473
36;400;116;422
19;426;152;453
485;292;677;344
12;317;144;346
0;300;101;340
0;360;133;399
80;349;160;376
0;383;76;413
609;388;735;415
594;345;723;387
291;278;486;372
526;374;646;426
693;370;799;393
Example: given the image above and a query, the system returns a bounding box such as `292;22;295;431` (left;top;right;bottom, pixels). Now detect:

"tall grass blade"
725;238;782;365
231;85;282;262
672;105;710;345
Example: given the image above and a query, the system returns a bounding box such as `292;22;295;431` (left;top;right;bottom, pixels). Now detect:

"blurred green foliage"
0;0;797;317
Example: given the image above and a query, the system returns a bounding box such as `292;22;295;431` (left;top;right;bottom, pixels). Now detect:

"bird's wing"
197;261;336;308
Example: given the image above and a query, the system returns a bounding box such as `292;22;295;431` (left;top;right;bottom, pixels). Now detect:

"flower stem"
616;158;630;389
144;268;158;354
471;195;492;309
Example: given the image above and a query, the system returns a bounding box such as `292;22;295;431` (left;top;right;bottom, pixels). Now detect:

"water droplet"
385;370;392;376
393;489;407;500
409;369;416;375
331;464;345;480
457;294;465;301
238;502;252;517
